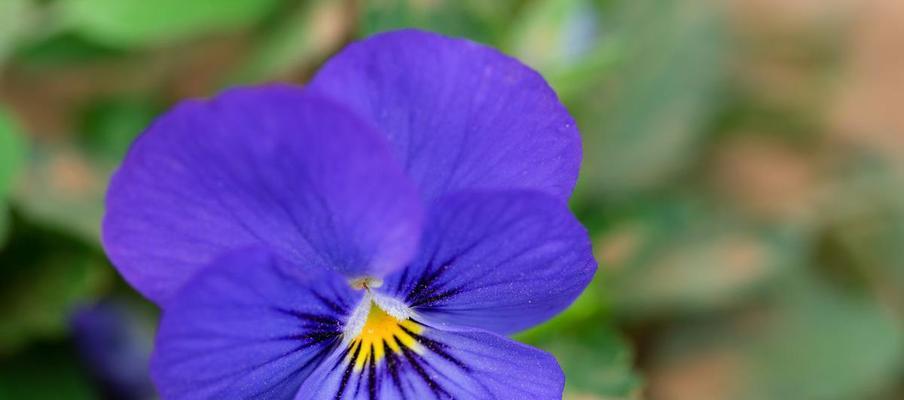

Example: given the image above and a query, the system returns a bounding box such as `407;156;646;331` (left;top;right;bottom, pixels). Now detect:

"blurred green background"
1;0;902;399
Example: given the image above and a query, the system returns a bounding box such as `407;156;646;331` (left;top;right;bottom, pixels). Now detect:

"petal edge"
103;85;423;304
310;29;582;203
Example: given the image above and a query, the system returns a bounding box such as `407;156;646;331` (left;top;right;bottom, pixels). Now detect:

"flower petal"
151;248;362;399
383;190;596;335
309;29;582;202
296;322;564;400
103;85;423;304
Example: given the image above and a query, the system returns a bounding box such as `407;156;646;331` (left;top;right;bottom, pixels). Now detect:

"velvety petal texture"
103;85;423;304
152;248;362;400
106;29;595;400
383;190;596;335
309;29;582;202
296;323;564;400
153;248;566;400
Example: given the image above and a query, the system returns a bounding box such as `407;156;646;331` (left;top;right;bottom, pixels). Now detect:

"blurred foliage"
13;144;109;241
517;274;642;398
573;0;727;200
0;341;98;399
0;109;23;198
228;0;350;84
598;195;801;318
0;107;25;244
648;275;902;400
1;0;902;399
507;0;619;99
0;0;40;64
77;98;158;163
0;215;112;354
746;278;901;400
60;0;281;48
361;0;522;44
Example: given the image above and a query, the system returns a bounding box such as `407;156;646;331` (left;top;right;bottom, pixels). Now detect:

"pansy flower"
71;301;156;400
103;30;596;399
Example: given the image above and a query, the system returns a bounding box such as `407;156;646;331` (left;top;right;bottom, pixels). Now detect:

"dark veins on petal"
331;319;472;400
398;253;468;309
266;291;350;396
272;292;349;345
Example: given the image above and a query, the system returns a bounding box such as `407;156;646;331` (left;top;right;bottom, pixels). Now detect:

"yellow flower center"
347;302;424;371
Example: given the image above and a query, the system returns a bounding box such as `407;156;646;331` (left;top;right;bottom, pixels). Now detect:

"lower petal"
296;320;564;400
151;248;362;399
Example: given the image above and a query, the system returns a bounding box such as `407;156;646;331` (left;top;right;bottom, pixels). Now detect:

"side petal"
309;29;582;202
151;248;361;400
103;85;423;304
384;190;597;335
296;322;563;400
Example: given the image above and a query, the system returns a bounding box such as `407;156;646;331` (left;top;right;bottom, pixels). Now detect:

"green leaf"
517;274;641;398
530;323;641;398
0;218;112;354
599;197;797;317
576;0;728;198
13;33;124;67
745;280;903;400
0;0;37;63
650;275;902;400
0;107;25;246
516;272;607;343
817;154;904;299
0;108;25;201
61;0;281;47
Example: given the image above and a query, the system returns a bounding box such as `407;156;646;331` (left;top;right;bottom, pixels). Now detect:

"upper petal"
309;29;582;203
296;321;564;400
383;190;597;335
102;85;423;304
151;248;362;400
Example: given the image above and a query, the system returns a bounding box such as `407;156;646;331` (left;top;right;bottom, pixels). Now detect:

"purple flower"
102;30;596;399
71;301;156;400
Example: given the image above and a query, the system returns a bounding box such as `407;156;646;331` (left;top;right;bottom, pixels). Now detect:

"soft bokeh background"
1;0;902;399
